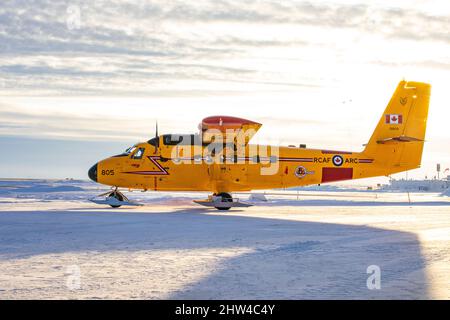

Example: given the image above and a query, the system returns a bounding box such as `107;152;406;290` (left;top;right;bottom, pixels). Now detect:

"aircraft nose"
88;163;98;182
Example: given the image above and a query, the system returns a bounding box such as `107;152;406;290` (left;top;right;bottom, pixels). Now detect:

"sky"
0;0;449;183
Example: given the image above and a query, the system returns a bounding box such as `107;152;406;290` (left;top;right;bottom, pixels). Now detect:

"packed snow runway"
0;180;449;299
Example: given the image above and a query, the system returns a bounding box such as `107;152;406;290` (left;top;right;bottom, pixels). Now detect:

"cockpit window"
132;148;145;159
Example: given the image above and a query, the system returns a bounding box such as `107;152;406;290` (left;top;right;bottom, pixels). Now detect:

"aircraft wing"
199;116;262;145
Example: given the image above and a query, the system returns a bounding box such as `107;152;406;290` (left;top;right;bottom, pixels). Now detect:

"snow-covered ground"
0;179;449;299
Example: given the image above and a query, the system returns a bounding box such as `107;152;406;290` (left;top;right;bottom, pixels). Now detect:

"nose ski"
90;189;144;208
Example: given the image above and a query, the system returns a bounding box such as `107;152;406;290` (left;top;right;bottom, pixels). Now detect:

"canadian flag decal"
385;114;403;124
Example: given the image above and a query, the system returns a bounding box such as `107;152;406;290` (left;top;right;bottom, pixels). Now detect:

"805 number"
101;169;115;176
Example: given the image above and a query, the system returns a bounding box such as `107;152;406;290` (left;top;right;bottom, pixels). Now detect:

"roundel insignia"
295;166;307;178
332;155;344;167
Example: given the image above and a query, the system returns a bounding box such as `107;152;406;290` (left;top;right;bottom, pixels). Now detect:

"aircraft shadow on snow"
0;207;429;299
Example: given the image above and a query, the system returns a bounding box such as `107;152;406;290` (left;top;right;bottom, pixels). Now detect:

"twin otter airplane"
88;80;431;210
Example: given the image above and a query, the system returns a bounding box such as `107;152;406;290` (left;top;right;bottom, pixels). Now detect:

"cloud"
0;0;448;96
0;1;448;179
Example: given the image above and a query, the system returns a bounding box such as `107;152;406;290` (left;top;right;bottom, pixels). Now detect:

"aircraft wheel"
108;192;124;208
215;192;232;211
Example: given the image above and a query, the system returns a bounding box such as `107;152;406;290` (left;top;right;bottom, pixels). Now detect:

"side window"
163;134;197;146
163;135;184;146
132;148;145;159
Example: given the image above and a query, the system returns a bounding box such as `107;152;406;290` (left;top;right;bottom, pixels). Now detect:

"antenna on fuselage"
155;120;159;138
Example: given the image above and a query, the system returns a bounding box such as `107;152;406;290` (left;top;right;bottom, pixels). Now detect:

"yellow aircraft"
88;80;431;210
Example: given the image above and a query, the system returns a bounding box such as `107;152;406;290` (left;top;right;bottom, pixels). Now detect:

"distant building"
382;175;449;192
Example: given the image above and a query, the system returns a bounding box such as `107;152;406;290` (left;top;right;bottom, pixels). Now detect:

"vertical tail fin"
364;80;431;173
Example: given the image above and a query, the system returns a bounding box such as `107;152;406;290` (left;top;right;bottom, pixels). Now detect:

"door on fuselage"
206;142;248;191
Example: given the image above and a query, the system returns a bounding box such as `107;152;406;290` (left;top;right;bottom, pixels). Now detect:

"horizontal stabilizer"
376;135;424;144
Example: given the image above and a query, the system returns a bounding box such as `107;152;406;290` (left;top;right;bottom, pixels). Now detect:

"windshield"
112;145;138;158
124;146;137;155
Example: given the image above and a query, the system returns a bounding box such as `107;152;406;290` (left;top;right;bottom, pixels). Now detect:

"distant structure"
382;164;449;192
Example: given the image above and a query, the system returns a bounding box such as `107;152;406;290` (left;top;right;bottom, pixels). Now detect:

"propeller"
152;120;160;154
